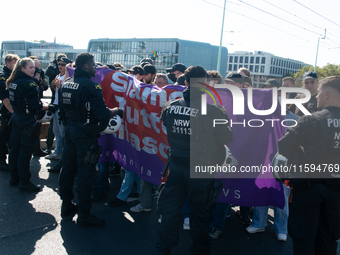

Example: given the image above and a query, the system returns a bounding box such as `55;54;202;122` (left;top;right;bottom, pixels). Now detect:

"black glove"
110;107;124;118
48;104;56;114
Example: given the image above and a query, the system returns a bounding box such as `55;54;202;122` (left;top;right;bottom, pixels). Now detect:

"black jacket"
0;66;12;101
60;68;110;130
161;86;233;166
8;71;43;114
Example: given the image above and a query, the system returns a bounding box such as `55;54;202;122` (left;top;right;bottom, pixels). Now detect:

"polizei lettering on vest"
63;82;79;90
169;106;199;117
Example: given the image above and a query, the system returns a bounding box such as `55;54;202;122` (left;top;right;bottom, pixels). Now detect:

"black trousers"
0;129;10;162
59;122;96;219
157;161;214;255
288;183;340;255
9;113;39;183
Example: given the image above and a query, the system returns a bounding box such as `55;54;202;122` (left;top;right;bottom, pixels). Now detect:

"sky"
1;0;340;68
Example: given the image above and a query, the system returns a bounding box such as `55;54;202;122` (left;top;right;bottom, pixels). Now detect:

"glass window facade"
88;40;180;72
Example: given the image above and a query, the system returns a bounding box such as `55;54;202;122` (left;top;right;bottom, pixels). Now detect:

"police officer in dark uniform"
6;58;55;191
0;54;19;171
157;66;233;255
58;52;122;227
278;76;340;255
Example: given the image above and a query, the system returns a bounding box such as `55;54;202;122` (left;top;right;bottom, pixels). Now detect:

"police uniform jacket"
60;68;110;131
161;86;233;166
8;71;43;115
278;106;340;186
0;66;11;101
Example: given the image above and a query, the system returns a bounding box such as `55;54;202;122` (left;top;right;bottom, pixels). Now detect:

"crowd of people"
0;52;340;255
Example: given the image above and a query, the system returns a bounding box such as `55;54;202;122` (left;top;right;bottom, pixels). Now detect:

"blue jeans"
53;110;64;155
96;162;112;194
117;170;141;201
250;184;290;234
210;202;231;231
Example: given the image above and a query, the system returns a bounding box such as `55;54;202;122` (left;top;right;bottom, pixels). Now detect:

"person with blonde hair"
6;58;55;191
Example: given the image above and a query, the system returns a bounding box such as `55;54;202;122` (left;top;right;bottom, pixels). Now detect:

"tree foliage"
292;64;340;87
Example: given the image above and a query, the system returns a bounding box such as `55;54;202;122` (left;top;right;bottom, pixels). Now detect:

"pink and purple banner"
68;67;286;208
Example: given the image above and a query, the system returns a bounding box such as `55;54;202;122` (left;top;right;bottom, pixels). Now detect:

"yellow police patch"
29;83;36;87
95;84;102;90
0;77;5;81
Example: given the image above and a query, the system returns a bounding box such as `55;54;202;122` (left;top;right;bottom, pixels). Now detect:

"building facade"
227;51;309;88
1;40;84;69
87;38;228;75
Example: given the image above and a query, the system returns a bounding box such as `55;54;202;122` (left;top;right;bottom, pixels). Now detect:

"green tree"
292;64;340;87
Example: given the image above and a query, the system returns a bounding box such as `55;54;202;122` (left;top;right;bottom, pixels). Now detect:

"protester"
225;72;244;88
166;63;186;84
46;57;72;169
295;71;319;117
154;73;169;88
143;64;156;84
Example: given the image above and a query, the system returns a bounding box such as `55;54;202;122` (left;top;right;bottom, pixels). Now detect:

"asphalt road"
0;154;297;255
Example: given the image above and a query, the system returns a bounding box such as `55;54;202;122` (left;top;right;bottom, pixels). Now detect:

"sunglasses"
304;80;315;85
58;63;66;66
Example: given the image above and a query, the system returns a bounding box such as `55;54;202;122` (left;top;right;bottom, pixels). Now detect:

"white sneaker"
277;233;287;242
45;153;60;160
183;217;190;230
246;226;265;234
130;203;151;213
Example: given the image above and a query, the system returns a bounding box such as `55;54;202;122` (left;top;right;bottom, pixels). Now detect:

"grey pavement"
0;155;298;255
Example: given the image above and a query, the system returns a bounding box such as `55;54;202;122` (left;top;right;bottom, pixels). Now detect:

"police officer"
0;54;19;171
278;76;340;255
58;52;122;227
157;66;233;255
6;58;55;191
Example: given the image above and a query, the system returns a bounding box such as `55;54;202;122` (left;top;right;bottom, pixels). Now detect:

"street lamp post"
217;0;227;74
314;29;326;72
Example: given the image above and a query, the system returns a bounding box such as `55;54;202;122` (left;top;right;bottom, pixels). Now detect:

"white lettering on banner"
108;71;182;159
126;106;139;125
110;72;182;107
142;137;158;154
221;188;241;199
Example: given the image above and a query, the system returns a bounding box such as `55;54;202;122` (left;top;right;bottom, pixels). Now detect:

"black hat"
60;57;72;64
262;79;280;88
143;64;156;75
225;72;243;83
140;58;154;65
127;65;145;75
166;63;187;73
303;71;318;81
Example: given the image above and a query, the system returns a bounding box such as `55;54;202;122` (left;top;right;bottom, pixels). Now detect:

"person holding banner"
157;66;233;255
58;53;122;227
